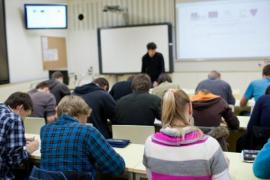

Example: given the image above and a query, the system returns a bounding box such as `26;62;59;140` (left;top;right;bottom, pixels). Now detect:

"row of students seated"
1;90;270;179
26;67;269;142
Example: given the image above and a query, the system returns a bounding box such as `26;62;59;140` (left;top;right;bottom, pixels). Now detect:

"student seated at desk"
236;85;270;152
28;81;56;123
143;89;230;180
110;75;134;101
115;74;161;125
192;90;239;129
151;73;180;99
240;64;270;107
0;92;39;180
253;138;270;179
45;71;71;105
39;95;125;179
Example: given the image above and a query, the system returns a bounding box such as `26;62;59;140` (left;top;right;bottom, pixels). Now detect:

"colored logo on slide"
250;8;258;16
208;11;218;18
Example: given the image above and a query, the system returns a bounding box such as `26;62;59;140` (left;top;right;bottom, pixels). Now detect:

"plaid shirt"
40;115;125;177
0;103;29;180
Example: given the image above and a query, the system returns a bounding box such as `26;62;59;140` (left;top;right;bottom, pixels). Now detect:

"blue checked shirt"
0;103;29;180
40;114;125;177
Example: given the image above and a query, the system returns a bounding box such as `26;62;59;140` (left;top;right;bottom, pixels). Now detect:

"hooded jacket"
73;83;116;138
143;127;230;180
45;80;70;104
192;92;239;130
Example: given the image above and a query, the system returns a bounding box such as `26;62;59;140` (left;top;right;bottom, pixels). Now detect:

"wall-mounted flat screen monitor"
24;4;67;29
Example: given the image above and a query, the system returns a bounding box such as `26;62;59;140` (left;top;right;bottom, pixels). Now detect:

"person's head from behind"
147;42;157;57
195;89;211;95
262;64;270;77
52;71;64;83
156;73;172;85
208;70;221;80
265;85;270;95
93;77;109;91
127;75;135;81
57;95;91;124
5;92;33;118
162;89;192;128
131;74;152;93
36;81;50;93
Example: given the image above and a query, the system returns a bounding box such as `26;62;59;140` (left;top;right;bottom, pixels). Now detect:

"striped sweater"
143;126;231;180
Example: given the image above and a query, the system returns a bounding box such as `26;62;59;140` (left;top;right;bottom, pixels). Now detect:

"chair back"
24;117;45;134
112;125;155;144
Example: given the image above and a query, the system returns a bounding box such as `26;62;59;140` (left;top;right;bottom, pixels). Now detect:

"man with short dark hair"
241;64;270;106
0;92;39;179
73;77;116;138
115;74;161;125
46;71;70;104
141;42;165;83
196;70;235;105
28;81;56;123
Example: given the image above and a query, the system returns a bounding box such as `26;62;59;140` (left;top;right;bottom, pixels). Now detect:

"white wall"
3;0;265;95
5;0;67;83
66;0;265;94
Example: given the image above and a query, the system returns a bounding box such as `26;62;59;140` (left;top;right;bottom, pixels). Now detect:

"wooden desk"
133;152;262;180
27;134;261;180
25;134;143;179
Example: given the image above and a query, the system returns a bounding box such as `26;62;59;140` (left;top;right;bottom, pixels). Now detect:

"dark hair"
93;77;109;91
36;81;49;89
263;64;270;76
208;70;221;80
265;85;270;95
51;71;64;79
157;73;172;84
131;74;151;93
5;92;33;111
147;42;157;50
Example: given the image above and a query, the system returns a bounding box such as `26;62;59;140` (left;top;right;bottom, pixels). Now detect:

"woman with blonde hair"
143;89;231;180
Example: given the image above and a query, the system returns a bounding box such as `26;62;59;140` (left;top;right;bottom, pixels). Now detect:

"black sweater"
115;92;161;125
141;52;165;82
73;83;116;138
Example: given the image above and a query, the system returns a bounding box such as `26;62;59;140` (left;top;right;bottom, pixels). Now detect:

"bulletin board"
41;36;67;70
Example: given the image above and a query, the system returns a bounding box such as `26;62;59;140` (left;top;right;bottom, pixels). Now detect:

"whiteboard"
98;24;173;74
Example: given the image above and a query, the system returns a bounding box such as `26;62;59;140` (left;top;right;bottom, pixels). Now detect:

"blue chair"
29;166;93;180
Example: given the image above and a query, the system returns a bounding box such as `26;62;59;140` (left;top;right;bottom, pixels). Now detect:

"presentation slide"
26;5;67;28
176;0;270;60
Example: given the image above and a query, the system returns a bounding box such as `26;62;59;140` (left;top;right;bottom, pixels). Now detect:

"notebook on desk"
242;150;260;162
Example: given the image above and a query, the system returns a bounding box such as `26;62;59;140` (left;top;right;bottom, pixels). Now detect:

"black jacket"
115;92;161;125
73;83;116;138
109;80;132;101
141;52;165;82
46;80;70;104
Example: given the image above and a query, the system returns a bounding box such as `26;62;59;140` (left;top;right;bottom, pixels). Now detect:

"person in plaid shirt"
0;92;39;179
40;95;125;178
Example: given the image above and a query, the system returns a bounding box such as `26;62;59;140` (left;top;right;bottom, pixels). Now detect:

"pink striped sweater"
143;126;231;180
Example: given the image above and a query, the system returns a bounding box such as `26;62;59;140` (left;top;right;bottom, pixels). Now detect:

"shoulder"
257;95;270;103
204;136;223;157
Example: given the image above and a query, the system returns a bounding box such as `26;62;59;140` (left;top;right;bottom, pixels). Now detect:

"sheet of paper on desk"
43;49;58;61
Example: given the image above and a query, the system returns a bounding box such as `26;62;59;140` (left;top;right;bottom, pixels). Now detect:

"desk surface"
133;152;261;180
26;134;260;180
